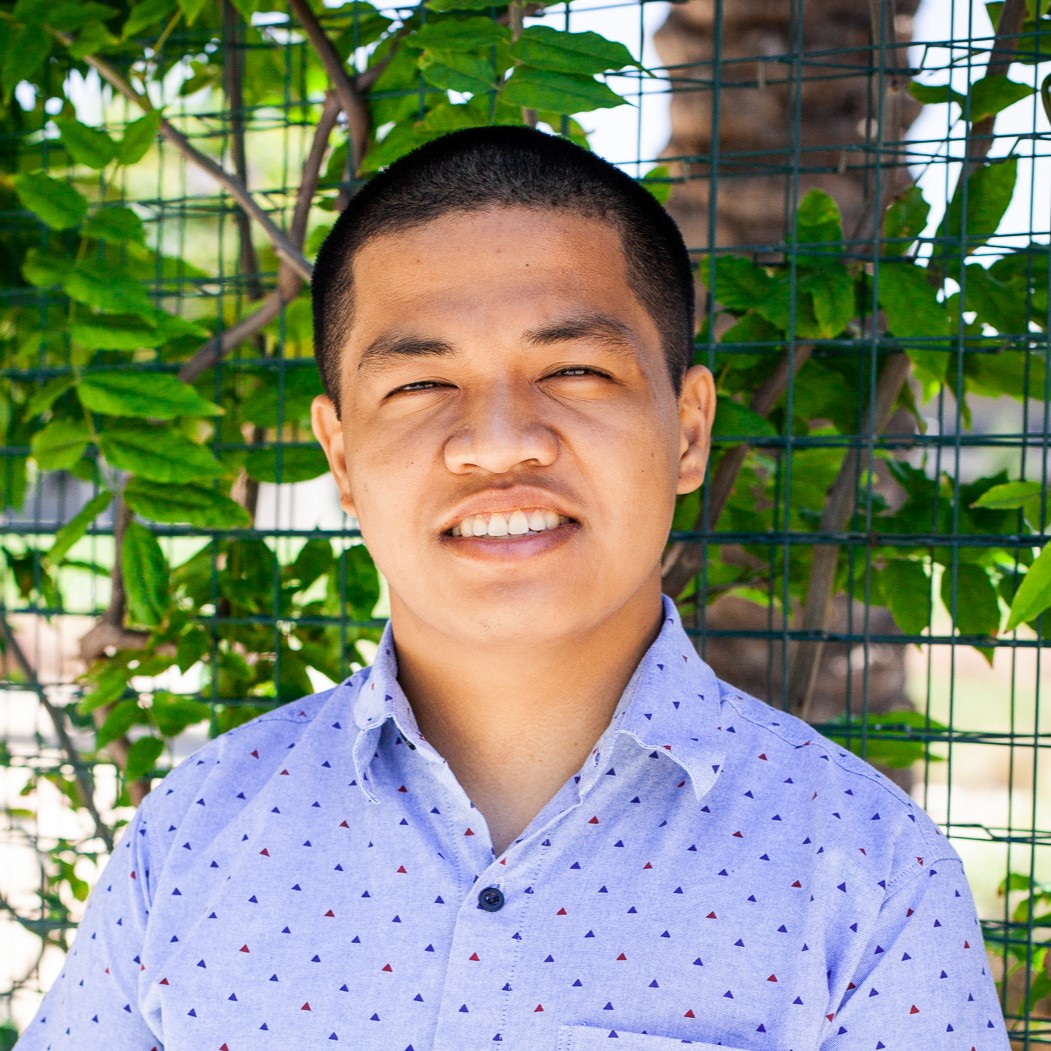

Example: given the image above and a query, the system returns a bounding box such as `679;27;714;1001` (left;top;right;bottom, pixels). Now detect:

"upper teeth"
451;510;568;538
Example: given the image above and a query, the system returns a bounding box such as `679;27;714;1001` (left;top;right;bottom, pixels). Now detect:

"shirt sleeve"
15;802;161;1051
822;855;1010;1051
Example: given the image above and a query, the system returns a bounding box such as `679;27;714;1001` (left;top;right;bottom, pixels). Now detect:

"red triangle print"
684;1009;695;1018
325;910;335;917
469;953;480;961
588;816;600;824
767;974;777;982
557;908;568;916
382;964;393;972
465;828;475;837
617;953;627;961
910;1005;920;1014
259;848;270;857
534;1005;544;1012
397;866;407;873
301;1002;311;1011
239;945;250;953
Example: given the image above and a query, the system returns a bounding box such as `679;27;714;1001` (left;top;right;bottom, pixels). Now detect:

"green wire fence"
0;0;1048;1044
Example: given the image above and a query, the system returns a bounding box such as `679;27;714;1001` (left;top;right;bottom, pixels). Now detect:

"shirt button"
477;886;505;912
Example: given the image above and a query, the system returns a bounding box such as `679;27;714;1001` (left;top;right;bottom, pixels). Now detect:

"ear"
676;364;716;495
311;394;358;518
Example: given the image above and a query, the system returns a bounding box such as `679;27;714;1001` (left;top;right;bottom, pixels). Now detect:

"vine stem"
0;616;114;852
288;0;371;172
46;27;312;282
662;344;814;598
178;91;341;385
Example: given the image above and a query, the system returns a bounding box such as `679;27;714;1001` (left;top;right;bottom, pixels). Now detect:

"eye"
546;366;609;380
386;379;450;397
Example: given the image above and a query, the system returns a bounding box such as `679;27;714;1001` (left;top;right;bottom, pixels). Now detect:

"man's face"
313;206;714;649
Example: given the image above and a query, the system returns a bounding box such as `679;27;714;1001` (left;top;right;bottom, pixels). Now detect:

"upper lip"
441;487;577;534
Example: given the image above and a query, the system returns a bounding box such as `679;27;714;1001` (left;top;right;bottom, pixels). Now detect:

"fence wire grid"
0;0;1049;1044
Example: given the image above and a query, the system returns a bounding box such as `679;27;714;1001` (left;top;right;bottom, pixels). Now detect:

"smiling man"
18;127;1008;1051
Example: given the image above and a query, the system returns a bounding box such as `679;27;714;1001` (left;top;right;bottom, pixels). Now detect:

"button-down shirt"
19;599;1008;1050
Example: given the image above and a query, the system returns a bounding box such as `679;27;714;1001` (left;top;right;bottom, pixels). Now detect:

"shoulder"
713;680;956;887
135;671;368;836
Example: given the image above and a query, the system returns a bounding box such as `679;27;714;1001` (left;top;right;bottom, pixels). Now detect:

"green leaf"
794;188;843;250
239;367;323;428
799;265;854;338
22;245;74;287
1006;543;1051;630
124;477;250;529
71;314;167;350
877;262;949;383
31;418;91;470
78;371;221;420
67;20;118;58
640;164;671;205
968;74;1034;122
710;396;778;444
151;694;211;736
123;0;175;38
122;519;169;627
1;24;51;100
83;205;146;245
941;561;1001;639
100;426;225;483
882;186;931;256
936;156;1018;260
96;699;149;749
177;0;209;24
244;446;330;485
334;543;381;620
123;735;165;780
25;375;75;417
54;118;116;170
13;173;88;230
501;68;626;113
698;255;773;312
908;81;965;106
289;537;335;590
118;111;161;165
63;262;153;317
879;560;932;637
408;17;507;51
425;0;505;12
47;490;113;564
13;0;118;30
419;49;496;94
510;26;638;76
973;480;1044;510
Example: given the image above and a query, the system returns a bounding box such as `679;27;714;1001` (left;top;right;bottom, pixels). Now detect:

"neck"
390;590;664;855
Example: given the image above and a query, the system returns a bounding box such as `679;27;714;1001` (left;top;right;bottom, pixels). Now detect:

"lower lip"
440;521;578;561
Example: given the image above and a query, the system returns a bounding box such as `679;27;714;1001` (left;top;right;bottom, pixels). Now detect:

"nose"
443;383;558;475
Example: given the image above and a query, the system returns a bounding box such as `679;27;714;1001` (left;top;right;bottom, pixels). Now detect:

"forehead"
345;207;643;341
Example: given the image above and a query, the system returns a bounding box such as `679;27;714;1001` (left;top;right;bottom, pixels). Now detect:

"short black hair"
312;125;695;414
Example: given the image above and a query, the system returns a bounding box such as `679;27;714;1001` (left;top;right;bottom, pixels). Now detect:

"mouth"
448;508;574;539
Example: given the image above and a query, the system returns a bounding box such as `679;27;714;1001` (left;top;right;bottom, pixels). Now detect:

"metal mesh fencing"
0;0;1048;1042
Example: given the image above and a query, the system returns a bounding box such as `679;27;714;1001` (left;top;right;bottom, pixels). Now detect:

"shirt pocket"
557;1025;756;1051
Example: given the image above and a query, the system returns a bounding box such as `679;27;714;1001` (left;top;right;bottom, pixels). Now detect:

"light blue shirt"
19;599;1008;1050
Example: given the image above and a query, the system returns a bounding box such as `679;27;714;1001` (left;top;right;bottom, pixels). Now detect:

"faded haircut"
312;125;695;415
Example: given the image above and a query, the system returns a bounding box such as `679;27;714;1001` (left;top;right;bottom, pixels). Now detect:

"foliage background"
0;0;1049;1043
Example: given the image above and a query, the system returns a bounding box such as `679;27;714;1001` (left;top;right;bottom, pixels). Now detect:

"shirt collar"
349;595;727;803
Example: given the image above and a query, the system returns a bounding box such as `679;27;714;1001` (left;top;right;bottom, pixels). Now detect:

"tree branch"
47;27;312;283
0;616;114;852
787;350;912;719
662;343;814;598
288;0;371;173
177;92;340;385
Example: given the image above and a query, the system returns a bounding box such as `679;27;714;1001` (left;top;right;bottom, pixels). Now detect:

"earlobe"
310;394;358;518
676;364;716;495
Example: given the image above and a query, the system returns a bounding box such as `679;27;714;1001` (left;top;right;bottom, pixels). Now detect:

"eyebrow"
523;312;640;358
355;311;640;375
356;334;456;375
